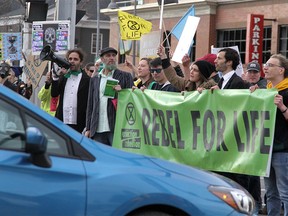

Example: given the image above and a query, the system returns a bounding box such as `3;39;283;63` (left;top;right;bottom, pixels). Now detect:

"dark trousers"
216;172;250;191
249;176;262;210
67;124;83;134
92;131;114;146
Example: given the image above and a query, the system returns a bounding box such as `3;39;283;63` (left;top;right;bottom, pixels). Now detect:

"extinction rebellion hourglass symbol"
8;36;17;54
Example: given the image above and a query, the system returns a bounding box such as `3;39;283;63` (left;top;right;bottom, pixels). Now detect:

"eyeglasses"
263;63;283;68
150;68;162;73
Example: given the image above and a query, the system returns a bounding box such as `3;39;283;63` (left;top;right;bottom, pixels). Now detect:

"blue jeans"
264;152;288;216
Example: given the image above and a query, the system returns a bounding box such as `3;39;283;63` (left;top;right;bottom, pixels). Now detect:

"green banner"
113;89;278;176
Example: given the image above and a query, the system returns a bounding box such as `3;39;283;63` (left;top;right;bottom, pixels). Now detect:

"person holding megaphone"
47;47;90;133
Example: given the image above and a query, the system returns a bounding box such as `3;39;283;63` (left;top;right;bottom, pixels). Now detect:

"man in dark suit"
212;48;246;90
85;47;133;146
211;48;251;197
51;48;90;133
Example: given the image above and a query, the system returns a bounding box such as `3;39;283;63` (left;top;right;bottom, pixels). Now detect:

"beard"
104;63;117;71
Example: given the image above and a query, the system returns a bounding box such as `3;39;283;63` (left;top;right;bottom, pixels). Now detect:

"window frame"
91;32;103;55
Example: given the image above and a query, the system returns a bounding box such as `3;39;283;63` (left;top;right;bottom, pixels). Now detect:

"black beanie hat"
193;60;214;80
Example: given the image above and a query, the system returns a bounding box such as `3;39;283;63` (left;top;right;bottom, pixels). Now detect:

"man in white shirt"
51;48;90;133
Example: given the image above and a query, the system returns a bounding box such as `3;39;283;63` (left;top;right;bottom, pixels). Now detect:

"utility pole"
56;0;77;49
96;0;100;58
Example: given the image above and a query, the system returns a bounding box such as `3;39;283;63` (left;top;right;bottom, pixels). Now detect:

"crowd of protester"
1;44;287;216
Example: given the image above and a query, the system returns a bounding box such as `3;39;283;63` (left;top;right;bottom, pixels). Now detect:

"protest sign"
118;10;152;40
22;53;48;89
172;16;200;63
113;89;277;177
0;32;22;61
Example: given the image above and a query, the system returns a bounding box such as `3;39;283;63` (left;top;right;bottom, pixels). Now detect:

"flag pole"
159;0;164;44
162;21;171;49
132;0;137;66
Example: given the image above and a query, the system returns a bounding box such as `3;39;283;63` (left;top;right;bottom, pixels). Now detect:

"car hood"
83;138;242;190
146;156;243;189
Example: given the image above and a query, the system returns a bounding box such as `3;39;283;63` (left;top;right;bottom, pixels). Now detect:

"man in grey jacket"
85;47;133;146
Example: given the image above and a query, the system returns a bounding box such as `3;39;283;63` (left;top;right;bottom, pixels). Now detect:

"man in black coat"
51;48;90;133
212;48;246;90
85;47;133;146
211;48;252;200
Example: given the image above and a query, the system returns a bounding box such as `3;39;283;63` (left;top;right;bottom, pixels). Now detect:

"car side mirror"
25;127;52;168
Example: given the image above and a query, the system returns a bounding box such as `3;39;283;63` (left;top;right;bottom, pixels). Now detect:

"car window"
25;114;69;156
0;98;69;156
0;100;25;150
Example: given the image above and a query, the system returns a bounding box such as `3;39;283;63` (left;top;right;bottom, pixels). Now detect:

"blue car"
0;86;254;215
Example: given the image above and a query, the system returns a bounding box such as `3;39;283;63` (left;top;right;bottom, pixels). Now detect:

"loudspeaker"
40;45;71;69
26;2;48;23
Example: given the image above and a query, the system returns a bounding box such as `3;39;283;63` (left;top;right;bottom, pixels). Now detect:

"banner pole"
159;0;164;44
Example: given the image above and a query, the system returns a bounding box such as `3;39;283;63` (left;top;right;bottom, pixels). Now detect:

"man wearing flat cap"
85;47;133;146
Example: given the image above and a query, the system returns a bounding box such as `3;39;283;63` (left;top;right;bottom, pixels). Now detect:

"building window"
190;35;196;61
279;25;288;58
263;26;272;63
163;30;171;57
91;33;103;55
117;0;143;7
217;27;271;63
217;29;247;63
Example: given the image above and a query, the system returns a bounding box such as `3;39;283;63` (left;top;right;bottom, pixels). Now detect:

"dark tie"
218;77;224;89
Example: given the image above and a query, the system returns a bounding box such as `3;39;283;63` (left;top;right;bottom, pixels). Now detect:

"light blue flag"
119;40;132;55
171;5;195;40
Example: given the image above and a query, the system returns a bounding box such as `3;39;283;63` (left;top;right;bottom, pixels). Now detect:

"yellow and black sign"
118;10;152;40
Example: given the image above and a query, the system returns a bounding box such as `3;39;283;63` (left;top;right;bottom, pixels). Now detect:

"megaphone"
40;45;71;69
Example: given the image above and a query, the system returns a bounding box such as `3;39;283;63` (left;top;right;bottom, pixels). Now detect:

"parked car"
0;85;254;215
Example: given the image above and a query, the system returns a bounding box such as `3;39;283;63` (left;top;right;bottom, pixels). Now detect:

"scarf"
64;70;81;78
267;78;288;91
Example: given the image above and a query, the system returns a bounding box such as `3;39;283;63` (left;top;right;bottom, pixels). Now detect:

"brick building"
102;0;288;66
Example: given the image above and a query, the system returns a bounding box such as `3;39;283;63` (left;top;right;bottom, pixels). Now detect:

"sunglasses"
150;68;162;73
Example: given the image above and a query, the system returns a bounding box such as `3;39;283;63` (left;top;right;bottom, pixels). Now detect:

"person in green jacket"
38;71;57;116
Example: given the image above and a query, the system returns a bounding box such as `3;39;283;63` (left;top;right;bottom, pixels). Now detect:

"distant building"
0;0;111;65
0;0;111;106
102;0;288;66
